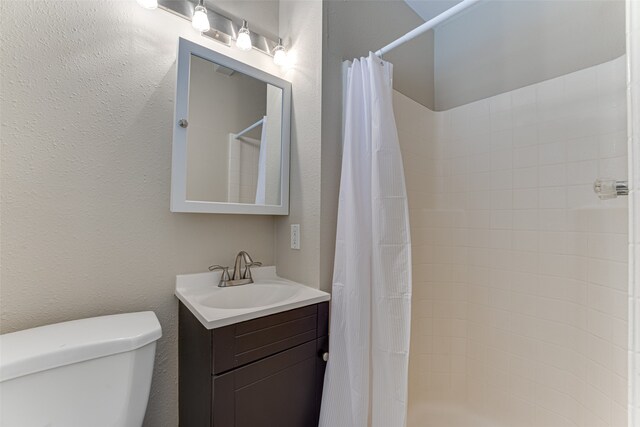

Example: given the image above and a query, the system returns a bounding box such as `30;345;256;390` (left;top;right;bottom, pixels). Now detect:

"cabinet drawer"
212;340;321;427
212;303;328;374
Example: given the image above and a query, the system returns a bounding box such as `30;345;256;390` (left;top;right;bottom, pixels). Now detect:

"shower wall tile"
397;54;629;426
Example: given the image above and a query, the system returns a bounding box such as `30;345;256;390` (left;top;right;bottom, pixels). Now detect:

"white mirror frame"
170;38;291;215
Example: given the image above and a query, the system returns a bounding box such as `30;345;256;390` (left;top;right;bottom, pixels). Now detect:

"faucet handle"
209;265;231;287
208;265;230;280
243;261;262;280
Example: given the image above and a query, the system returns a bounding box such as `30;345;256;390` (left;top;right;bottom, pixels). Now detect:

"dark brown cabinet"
179;302;329;427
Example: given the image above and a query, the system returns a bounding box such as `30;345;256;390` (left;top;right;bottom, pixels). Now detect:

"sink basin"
199;283;300;309
175;266;330;329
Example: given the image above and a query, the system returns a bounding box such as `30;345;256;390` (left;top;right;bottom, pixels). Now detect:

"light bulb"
236;21;252;51
273;46;287;66
192;4;210;32
136;0;157;9
273;39;287;66
273;47;287;66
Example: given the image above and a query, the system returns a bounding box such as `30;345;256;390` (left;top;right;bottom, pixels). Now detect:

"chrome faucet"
208;251;262;287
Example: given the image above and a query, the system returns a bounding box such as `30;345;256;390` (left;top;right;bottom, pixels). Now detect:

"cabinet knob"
178;118;189;128
322;352;329;362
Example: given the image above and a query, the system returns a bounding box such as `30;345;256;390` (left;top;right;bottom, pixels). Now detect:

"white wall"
434;0;626;110
0;1;322;425
324;0;435;109
274;0;324;288
323;0;624;113
399;56;629;427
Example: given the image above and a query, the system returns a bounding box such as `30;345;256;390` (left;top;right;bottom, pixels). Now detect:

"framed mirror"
171;38;291;214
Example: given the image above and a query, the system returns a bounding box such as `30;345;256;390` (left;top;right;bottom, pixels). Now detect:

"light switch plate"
290;224;300;250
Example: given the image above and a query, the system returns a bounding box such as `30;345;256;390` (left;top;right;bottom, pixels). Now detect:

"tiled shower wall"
398;55;629;426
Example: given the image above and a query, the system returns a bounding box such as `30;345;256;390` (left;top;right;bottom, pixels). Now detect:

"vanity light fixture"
273;38;287;66
155;1;281;59
136;0;158;10
236;20;252;51
192;0;210;33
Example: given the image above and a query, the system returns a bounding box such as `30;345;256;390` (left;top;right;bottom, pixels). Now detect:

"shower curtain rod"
374;0;481;57
234;118;264;139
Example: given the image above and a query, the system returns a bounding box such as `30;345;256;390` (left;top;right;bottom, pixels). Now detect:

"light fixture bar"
157;0;279;56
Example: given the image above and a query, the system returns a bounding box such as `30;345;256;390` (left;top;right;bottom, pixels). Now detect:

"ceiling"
343;0;625;110
325;0;437;109
403;0;463;22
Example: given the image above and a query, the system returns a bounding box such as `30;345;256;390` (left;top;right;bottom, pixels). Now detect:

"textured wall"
319;1;344;293
274;0;324;289
0;1;293;425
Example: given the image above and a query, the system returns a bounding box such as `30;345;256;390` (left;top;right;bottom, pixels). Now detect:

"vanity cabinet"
179;301;329;427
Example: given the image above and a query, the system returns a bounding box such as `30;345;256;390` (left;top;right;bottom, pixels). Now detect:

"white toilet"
0;311;162;427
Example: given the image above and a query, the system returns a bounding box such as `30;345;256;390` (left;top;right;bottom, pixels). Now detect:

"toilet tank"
0;311;162;427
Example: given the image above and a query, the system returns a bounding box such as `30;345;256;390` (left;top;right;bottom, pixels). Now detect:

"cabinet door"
213;340;323;427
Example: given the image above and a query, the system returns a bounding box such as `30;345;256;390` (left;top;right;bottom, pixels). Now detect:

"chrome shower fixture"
593;178;629;200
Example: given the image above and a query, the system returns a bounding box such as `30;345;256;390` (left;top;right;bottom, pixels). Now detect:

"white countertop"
175;266;331;329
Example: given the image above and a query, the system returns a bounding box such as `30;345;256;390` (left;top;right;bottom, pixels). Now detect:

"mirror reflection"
186;54;283;205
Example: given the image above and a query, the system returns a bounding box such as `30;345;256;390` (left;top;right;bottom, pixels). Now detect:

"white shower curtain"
319;52;412;427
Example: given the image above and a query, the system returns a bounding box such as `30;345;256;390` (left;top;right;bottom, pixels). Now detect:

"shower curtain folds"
319;52;412;427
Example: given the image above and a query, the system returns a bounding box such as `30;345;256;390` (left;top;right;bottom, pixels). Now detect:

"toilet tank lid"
0;311;162;382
